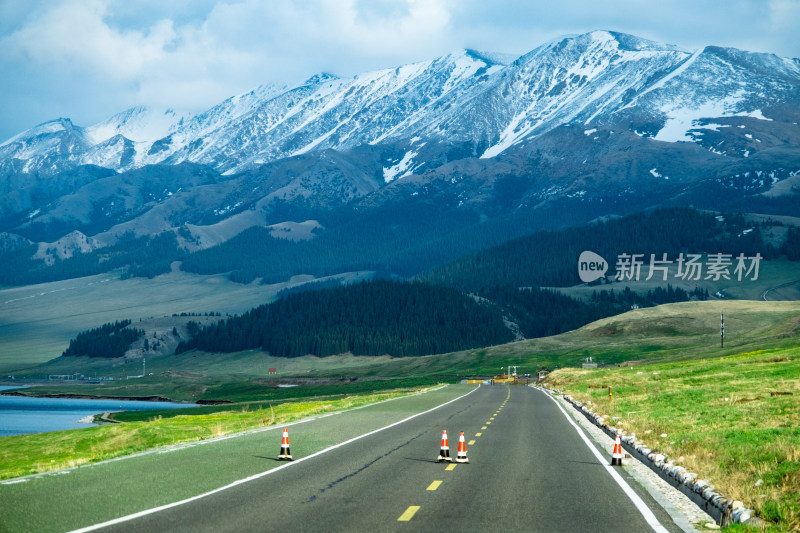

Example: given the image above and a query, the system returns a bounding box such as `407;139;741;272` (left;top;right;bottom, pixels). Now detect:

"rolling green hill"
12;299;800;403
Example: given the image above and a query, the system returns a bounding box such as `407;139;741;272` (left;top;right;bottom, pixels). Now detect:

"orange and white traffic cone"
437;430;452;462
278;427;293;461
455;431;469;463
611;432;622;466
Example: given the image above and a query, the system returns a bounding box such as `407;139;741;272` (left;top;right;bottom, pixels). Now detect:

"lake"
0;386;198;437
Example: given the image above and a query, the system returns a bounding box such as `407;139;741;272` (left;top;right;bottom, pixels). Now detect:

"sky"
1;0;799;142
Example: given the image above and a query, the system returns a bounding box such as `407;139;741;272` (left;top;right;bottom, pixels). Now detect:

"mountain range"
1;30;798;282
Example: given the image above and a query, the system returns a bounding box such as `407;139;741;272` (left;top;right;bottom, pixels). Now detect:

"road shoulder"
542;386;716;532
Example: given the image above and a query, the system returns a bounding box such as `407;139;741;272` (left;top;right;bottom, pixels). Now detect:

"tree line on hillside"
782;226;800;260
61;320;144;358
478;284;708;339
175;280;514;357
418;209;781;291
58;282;712;362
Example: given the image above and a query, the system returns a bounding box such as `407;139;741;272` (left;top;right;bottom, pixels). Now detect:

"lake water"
0;386;198;437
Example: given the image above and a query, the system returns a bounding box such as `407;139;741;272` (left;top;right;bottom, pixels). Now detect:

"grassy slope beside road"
0;385;440;480
545;348;800;532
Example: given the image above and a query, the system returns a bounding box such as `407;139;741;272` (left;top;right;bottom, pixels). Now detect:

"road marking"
445;463;457;471
475;432;482;437
398;506;420;521
468;440;476;445
427;480;442;491
541;390;670;533
490;417;495;420
68;386;480;533
9;385;459;487
486;421;491;425
481;426;487;430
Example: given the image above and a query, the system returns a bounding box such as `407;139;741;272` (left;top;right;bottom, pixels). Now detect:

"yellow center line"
481;426;487;430
475;432;482;436
445;463;457;471
398;506;420;521
486;421;491;425
468;440;476;445
427;480;442;491
490;417;495;420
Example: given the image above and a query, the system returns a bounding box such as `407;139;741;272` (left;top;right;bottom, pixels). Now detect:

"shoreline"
0;390;182;403
0;389;226;404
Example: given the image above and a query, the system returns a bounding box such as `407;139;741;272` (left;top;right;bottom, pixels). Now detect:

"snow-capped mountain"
85;107;190;144
3;30;797;179
1;31;799;262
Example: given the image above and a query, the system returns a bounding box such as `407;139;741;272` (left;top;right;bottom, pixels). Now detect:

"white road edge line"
1;385;450;486
541;389;670;533
68;385;479;533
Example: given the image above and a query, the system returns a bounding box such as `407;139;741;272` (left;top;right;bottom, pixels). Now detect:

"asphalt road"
88;385;682;533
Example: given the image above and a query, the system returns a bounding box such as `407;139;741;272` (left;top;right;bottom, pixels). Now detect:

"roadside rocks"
548;388;759;528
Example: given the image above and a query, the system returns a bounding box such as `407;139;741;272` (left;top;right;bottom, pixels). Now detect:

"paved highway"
80;385;681;533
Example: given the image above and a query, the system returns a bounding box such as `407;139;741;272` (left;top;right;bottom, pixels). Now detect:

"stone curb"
539;386;766;528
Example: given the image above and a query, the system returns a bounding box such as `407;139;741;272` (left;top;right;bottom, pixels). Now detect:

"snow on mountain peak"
86;106;191;144
303;73;340;86
2;31;798;178
0;118;77;147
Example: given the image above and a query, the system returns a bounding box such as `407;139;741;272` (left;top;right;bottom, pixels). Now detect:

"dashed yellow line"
445;463;457;471
475;432;482;437
468;440;476;445
398;506;420;521
481;426;487;430
427;480;442;491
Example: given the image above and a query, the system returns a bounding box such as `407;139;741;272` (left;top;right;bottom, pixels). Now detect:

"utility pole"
721;313;724;349
142;357;146;377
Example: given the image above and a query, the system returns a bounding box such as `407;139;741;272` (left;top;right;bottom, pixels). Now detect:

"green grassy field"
2;254;799;377
545;348;800;532
0;385;436;481
10;300;800;404
0;269;373;374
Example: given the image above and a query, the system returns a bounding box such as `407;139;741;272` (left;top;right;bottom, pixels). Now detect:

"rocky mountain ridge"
0;30;798;271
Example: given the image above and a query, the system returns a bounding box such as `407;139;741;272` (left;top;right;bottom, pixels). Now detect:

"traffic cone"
278;427;293;461
437;430;452;462
455;431;469;463
611;432;622;466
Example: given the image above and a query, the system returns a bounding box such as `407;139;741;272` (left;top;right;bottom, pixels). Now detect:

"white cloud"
0;0;459;139
4;1;175;79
